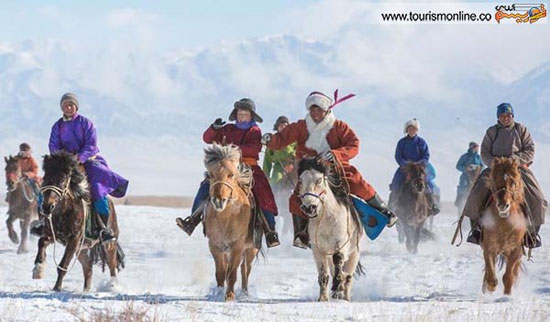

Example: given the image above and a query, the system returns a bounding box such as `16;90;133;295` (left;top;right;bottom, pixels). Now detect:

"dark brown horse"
482;157;526;295
456;164;482;214
4;156;38;254
32;152;124;292
395;162;431;254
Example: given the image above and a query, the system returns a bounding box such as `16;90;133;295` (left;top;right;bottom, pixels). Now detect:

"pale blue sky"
0;0;317;50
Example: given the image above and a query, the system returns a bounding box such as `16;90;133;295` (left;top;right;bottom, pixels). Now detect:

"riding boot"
466;218;481;245
98;214;116;244
176;200;207;236
426;192;440;216
524;225;542;249
261;210;280;248
366;193;398;227
292;214;309;249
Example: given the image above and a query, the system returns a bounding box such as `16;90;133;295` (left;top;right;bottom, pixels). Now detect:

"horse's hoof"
331;291;345;300
53;287;62;292
32;263;45;279
225;291;235;302
17;247;28;254
8;231;19;244
318;295;329;302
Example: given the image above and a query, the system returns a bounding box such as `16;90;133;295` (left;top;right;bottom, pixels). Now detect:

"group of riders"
6;92;547;250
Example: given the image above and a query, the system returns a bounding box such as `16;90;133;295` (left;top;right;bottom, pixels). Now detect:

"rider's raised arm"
203;125;223;144
514;124;535;166
78;118;100;164
267;121;306;151
331;121;359;162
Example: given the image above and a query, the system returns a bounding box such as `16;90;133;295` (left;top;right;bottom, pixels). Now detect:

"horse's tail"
90;241;125;272
354;261;366;279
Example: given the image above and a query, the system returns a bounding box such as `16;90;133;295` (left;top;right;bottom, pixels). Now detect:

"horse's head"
204;144;243;212
488;157;523;218
466;164;481;184
41;152;88;215
402;162;426;193
4;156;21;191
297;157;330;218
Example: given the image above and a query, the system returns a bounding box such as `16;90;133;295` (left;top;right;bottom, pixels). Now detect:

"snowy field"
1;205;550;321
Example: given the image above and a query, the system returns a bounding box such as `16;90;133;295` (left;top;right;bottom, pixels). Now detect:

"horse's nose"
301;204;317;214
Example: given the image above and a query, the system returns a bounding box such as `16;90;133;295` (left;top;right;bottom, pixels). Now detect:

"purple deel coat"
48;114;129;202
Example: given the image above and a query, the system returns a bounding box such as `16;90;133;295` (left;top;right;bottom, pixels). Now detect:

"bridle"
39;176;73;215
299;176;328;218
209;180;235;200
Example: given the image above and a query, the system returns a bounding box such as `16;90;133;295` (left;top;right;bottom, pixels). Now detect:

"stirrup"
293;233;309;249
387;214;398;228
99;229;116;244
265;231;280;248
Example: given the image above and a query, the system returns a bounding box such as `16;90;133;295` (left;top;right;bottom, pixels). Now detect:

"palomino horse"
395;162;431;254
481;157;526;295
32;152;124;292
298;157;363;302
203;144;258;301
4;156;38;254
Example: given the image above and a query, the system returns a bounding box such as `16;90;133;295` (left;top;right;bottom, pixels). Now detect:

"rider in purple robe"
33;93;129;242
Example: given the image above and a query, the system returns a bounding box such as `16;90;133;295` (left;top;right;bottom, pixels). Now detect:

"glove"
212;118;226;130
261;133;272;145
322;151;334;162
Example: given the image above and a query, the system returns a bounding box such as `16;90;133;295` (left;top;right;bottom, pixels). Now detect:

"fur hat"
404;118;420;133
60;92;79;109
273;116;289;131
19;142;31;152
305;92;333;111
229;98;263;123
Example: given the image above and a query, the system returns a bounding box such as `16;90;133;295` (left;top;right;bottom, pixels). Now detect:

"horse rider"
464;103;547;248
176;98;281;248
261;90;397;249
262;116;297;190
389;119;440;216
5;143;42;202
455;141;485;207
31;93;129;243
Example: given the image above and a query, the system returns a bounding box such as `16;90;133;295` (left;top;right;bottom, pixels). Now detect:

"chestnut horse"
203;144;258;301
4;156;38;254
32;152;124;292
481;157;526;295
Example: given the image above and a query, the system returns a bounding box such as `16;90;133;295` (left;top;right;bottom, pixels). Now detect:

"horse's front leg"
482;248;498;293
17;217;30;254
6;211;19;245
224;245;245;302
503;246;522;295
313;249;330;302
331;252;347;300
209;242;227;289
342;249;360;301
33;236;52;279
53;238;79;291
77;250;93;292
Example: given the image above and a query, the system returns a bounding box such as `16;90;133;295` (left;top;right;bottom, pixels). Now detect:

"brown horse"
481;157;526;295
395;162;431;254
4;156;38;254
203;144;258;301
32;152;124;292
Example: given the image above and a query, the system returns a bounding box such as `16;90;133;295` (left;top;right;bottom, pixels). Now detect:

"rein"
40;176;88;273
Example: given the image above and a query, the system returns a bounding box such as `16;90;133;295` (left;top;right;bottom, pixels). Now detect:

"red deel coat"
267;119;376;217
203;124;278;215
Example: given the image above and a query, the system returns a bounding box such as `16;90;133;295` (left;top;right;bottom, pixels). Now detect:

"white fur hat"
404;118;420;133
305;92;333;111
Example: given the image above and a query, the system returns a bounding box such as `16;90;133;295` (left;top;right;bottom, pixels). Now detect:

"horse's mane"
204;144;252;191
488;157;524;202
298;157;350;206
402;162;426;178
42;152;90;201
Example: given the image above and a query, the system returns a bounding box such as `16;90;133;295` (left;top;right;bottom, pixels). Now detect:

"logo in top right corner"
495;3;547;23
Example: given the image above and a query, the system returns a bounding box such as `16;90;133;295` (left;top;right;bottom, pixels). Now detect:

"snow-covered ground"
1;205;550;321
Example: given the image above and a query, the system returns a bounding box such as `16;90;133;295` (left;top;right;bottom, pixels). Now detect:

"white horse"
298;158;363;302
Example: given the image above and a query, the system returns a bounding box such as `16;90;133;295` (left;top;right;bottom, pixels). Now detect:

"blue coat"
456;149;485;189
390;135;431;191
